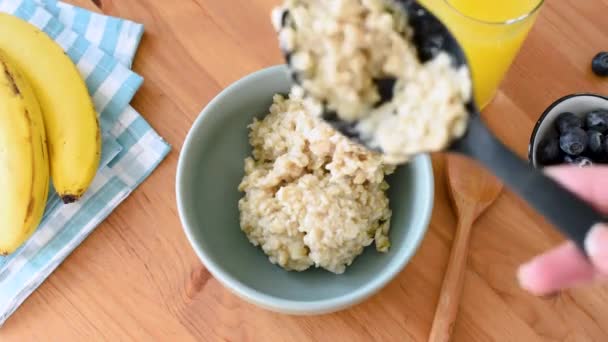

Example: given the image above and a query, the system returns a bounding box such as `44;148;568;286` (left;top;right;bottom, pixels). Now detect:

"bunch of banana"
0;13;100;203
0;51;49;255
0;14;101;254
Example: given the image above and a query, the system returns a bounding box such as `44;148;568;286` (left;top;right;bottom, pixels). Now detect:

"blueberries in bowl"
535;108;608;168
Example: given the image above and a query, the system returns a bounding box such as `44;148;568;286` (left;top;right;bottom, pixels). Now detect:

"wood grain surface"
2;0;608;340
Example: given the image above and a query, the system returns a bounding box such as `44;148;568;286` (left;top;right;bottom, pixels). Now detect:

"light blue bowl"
176;65;434;315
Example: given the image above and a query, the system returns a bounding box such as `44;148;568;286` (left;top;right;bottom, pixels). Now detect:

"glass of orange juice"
417;0;544;109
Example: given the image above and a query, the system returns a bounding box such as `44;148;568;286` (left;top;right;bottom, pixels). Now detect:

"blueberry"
564;155;576;164
555;112;582;134
585;110;608;132
564;155;594;167
588;130;605;155
560;127;588;155
536;138;560;165
592;52;608;77
573;156;594;167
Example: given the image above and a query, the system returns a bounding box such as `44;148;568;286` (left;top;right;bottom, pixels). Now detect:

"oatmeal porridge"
273;0;472;164
238;91;395;274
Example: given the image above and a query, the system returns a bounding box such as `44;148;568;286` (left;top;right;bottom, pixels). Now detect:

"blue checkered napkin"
35;0;143;67
0;0;170;326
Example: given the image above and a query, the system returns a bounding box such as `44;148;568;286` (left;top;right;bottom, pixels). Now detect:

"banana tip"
61;194;80;204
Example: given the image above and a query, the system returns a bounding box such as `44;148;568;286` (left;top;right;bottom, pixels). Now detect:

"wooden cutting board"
2;0;608;340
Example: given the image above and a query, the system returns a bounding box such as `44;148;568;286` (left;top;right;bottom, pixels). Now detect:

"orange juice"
417;0;543;108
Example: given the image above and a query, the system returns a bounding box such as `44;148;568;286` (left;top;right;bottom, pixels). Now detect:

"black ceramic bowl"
529;93;608;168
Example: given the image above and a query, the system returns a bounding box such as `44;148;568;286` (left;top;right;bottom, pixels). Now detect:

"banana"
0;50;50;255
0;14;100;203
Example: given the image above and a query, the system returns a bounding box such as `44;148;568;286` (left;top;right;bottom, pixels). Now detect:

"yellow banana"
0;50;50;255
0;13;100;203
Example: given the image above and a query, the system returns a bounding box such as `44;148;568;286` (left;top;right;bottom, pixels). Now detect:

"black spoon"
279;0;605;253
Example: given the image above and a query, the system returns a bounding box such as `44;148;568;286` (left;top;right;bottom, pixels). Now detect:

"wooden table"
2;0;608;340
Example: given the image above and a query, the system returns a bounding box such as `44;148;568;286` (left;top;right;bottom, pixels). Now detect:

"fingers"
518;242;597;296
586;223;608;274
545;167;608;273
544;166;608;213
518;166;608;295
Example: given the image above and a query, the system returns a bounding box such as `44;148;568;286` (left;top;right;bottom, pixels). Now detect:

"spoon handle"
451;115;605;253
428;211;475;342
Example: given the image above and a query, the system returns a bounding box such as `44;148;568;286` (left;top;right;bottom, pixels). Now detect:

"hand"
518;166;608;296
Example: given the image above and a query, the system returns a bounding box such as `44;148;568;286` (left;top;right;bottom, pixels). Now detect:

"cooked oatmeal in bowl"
238;91;395;274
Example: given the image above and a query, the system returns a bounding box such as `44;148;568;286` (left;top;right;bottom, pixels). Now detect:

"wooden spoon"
428;154;504;342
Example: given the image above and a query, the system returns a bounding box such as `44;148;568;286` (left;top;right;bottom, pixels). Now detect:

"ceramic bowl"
176;65;434;315
529;93;608;168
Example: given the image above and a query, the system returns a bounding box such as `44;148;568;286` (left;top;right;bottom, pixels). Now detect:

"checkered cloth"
0;0;170;326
